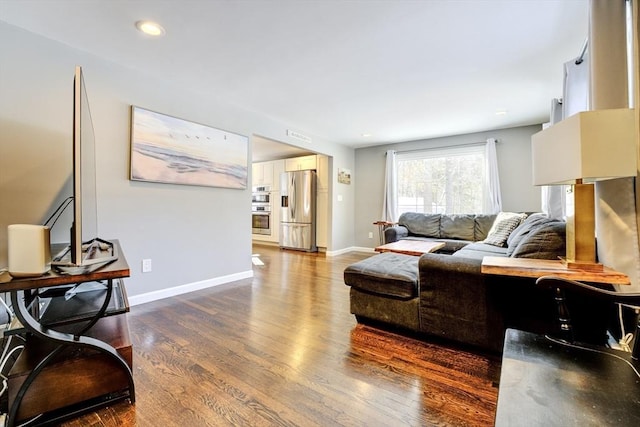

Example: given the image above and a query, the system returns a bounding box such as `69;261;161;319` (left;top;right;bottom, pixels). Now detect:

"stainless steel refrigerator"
279;170;317;252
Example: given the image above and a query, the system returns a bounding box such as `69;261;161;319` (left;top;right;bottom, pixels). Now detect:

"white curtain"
542;55;589;220
381;150;398;222
541;98;568;219
483;138;502;214
562;54;590;120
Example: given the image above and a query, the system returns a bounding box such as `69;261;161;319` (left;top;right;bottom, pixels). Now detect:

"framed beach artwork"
130;106;248;189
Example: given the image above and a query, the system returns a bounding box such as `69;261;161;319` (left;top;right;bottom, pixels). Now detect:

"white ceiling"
0;0;589;160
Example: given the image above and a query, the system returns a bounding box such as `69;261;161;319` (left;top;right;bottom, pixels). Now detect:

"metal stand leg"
7;287;135;426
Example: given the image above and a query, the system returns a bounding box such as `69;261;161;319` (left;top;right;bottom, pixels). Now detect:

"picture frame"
338;168;351;184
130;106;248;189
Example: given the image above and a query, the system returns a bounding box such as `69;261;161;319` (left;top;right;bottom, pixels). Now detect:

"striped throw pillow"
483;212;527;247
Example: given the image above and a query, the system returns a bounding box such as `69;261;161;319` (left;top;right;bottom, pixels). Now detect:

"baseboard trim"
326;246;376;257
128;269;254;306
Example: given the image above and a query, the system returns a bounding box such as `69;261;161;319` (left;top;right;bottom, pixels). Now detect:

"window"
396;145;486;215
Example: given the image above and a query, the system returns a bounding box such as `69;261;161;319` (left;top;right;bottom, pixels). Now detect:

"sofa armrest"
384;225;409;243
418;253;505;352
418;253;596;351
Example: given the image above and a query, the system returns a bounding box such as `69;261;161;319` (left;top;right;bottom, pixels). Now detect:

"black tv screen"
72;65;98;265
51;66;117;273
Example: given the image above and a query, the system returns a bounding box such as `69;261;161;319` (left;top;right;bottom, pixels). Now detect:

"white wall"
353;125;542;248
0;23;356;298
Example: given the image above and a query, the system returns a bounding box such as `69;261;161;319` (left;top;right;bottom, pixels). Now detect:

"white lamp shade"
532;108;637;185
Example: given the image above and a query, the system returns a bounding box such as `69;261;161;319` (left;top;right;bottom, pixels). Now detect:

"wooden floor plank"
55;245;499;426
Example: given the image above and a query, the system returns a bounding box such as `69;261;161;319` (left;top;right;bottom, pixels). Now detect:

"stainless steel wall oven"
252;185;271;235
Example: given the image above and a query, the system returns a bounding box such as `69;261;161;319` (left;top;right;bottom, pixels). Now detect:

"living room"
2;1;640;425
0;2;591;301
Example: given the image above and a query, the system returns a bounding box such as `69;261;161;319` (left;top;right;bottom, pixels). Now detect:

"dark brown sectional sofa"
345;212;610;353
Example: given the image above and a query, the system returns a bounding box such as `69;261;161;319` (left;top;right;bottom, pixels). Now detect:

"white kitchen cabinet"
315;155;329;248
252;161;274;186
285;155;317;171
316;190;328;248
316;155;329;192
271;160;285;191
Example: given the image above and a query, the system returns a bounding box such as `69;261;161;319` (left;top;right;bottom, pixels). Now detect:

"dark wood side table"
372;220;395;245
2;240;134;426
495;328;640;426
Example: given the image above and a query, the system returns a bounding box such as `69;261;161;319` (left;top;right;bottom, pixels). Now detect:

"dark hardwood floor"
61;245;500;426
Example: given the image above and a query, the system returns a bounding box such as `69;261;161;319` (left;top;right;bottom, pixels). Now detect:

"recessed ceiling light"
495;110;508;116
361;133;373;137
135;20;165;36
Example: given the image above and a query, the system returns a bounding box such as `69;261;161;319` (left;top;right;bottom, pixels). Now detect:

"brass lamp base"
559;257;605;272
565;182;599;270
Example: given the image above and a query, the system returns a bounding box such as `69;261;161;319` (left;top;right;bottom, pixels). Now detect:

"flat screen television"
50;66;117;274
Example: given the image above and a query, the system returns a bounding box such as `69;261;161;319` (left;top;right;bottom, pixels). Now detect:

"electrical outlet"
368;232;373;239
142;258;152;273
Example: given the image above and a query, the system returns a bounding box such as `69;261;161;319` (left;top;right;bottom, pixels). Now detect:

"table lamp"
532;108;637;271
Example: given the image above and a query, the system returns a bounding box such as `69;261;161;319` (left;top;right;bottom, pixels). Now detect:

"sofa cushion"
452;242;509;260
440;214;475;241
436;238;472;254
506;214;556;256
506;213;548;248
474;214;498;241
484;212;527;247
510;221;566;259
344;252;419;299
399;213;441;237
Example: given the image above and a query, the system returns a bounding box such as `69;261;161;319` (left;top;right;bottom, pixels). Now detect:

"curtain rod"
389;139;495;155
575;38;588;65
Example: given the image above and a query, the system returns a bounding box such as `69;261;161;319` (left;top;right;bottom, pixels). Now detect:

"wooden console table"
2;240;134;426
481;256;630;285
483;258;638;424
496;328;640;426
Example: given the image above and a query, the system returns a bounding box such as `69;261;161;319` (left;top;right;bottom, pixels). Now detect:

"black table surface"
495;328;640;426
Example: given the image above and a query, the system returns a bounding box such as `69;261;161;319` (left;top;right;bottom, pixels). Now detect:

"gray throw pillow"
510;221;566;259
506;213;553;254
398;212;441;237
483;212;527;247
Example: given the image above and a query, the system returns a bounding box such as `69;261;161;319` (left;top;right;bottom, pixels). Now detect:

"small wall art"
130;106;248;189
338;168;351;184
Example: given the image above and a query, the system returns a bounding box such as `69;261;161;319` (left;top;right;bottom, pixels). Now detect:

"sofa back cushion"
440;214;475;241
398;212;441;237
509;221;566;259
474;214;498;241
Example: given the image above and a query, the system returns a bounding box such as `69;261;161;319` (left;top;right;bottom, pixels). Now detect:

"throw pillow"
483;212;527;247
510;221;566;259
506;213;552;254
